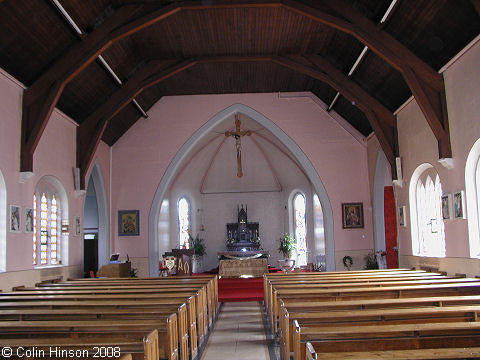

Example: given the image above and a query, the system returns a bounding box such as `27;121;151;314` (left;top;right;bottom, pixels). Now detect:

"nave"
200;302;275;360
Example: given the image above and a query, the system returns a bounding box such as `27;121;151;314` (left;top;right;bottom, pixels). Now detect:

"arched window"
34;192;62;265
178;197;190;249
466;138;480;258
410;166;445;257
293;192;307;266
34;176;68;267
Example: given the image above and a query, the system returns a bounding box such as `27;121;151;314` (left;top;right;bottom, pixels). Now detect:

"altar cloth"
219;258;268;278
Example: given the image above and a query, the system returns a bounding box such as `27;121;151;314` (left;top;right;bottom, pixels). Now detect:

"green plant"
278;233;296;258
364;251;379;270
130;268;138;278
189;233;206;257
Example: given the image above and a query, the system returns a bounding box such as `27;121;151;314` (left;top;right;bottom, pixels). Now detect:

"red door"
384;186;398;268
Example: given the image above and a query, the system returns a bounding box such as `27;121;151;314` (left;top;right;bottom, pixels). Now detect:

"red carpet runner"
218;277;264;302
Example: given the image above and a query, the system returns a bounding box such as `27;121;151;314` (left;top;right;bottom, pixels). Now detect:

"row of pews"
263;269;480;360
0;274;218;360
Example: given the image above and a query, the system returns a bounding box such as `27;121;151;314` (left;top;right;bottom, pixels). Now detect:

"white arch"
84;160;110;267
36;175;69;265
466;138;480;258
372;150;391;252
0;169;6;272
148;103;334;275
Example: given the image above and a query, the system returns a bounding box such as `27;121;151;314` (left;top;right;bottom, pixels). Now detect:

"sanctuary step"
218;277;264;302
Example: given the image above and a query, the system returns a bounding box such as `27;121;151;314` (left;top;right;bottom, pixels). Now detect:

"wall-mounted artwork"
342;203;364;229
441;194;452;221
118;210;140;236
453;191;466;219
9;205;21;233
24;207;34;233
398;206;407;227
74;216;81;236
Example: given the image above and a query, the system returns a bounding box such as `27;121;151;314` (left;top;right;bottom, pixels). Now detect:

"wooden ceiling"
0;0;478;188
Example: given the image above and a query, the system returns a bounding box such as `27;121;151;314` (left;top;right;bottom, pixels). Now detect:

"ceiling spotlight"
351;101;356;105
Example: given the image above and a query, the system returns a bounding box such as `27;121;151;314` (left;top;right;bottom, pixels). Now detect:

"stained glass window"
178;197;190;249
40;193;48;265
293;192;307;266
33;193;37;265
50;195;58;264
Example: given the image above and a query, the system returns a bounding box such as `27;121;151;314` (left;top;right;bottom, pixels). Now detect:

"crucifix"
225;114;251;177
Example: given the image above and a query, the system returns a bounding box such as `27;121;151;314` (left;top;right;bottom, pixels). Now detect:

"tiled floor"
200;301;274;360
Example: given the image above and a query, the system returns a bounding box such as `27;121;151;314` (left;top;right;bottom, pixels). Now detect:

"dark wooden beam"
283;0;451;158
77;60;196;189
471;0;480;16
273;55;398;175
25;0;450;173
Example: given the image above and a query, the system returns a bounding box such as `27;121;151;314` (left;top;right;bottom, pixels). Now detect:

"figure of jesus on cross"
225;114;251;177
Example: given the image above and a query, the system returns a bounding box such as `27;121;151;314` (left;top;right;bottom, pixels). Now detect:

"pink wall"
0;68;111;273
395;37;480;260
112;93;374;260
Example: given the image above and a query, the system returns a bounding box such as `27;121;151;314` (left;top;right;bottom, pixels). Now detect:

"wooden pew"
271;280;480;334
0;331;154;360
305;342;480;360
280;304;480;360
0;297;189;360
294;321;480;360
264;270;450;330
0;319;175;360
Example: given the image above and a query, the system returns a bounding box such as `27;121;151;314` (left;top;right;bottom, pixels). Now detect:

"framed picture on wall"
118;210;140;236
9;205;21;233
453;191;466;219
342;203;364;229
24;207;34;233
74;216;81;236
398;206;407;227
441;194;452;220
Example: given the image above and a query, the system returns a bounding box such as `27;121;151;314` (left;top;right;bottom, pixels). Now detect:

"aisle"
200;301;274;360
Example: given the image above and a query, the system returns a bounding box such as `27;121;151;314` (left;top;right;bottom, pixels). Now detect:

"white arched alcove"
0;169;6;272
466;138;480;258
372;150;391;252
148;103;334;275
84;160;110;267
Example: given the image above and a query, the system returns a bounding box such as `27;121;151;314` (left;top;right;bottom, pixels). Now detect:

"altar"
218;205;269;277
219;258;268;277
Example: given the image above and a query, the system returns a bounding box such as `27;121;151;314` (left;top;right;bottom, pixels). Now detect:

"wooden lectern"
172;249;194;276
97;262;131;278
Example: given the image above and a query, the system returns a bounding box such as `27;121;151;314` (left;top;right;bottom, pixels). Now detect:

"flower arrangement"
278;233;296;259
364;251;379;270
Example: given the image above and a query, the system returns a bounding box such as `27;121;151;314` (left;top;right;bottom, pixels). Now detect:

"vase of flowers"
278;233;296;272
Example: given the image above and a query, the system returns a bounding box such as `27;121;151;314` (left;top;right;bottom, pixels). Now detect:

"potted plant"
189;233;206;273
278;233;296;271
364;251;379;270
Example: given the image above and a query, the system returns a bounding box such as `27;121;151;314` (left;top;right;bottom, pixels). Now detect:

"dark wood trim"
77;60;196;189
23;0;449;173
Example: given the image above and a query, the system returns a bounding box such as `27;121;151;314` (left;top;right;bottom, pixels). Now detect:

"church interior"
0;0;480;359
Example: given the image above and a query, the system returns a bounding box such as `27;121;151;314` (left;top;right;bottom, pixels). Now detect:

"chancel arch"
148;103;334;276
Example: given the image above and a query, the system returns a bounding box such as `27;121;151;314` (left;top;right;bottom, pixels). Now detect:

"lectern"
172;249;194;276
96;262;131;278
